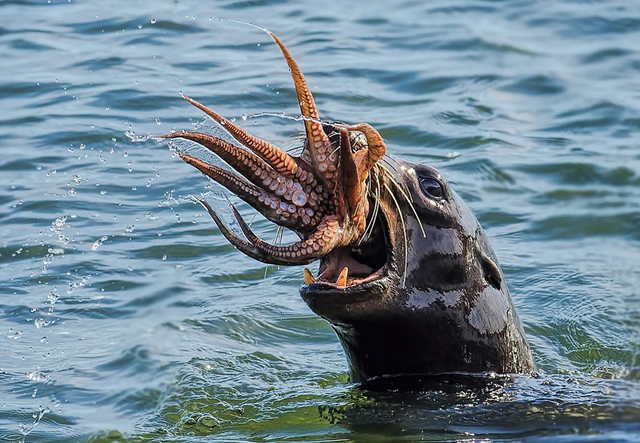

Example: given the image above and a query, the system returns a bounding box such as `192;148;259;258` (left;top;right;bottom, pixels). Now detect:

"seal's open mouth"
159;32;391;295
304;207;391;291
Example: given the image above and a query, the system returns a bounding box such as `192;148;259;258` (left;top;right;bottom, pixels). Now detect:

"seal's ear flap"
480;252;502;290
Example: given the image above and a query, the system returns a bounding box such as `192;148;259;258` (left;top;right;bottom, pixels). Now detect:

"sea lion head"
160;33;535;383
299;155;537;381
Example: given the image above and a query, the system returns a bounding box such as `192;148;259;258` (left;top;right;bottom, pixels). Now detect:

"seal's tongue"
158;33;386;270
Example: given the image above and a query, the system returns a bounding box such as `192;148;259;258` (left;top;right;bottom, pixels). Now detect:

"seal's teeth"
303;268;316;285
336;267;348;287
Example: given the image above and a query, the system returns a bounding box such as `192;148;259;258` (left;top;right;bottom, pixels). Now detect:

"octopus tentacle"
230;204;341;265
161;132;319;217
161;131;277;188
163;34;388;267
337;127;364;225
200;200;340;266
269;33;338;182
199;199;272;262
344;123;387;180
181;153;318;230
180;94;304;179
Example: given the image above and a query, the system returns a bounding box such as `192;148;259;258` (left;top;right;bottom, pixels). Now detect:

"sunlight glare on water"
1;1;640;442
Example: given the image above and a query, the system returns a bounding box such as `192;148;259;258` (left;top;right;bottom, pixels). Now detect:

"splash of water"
91;234;110;251
125;130;150;143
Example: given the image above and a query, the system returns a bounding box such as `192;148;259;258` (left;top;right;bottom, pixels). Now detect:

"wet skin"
160;33;536;383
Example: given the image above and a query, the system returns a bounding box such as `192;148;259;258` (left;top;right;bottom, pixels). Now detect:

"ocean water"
1;1;640;442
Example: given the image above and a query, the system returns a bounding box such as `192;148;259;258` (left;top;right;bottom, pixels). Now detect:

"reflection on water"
1;0;640;442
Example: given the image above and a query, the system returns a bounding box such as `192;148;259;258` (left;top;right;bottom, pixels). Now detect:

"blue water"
1;1;640;442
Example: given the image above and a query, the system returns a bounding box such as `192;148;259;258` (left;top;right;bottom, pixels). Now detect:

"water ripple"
1;0;640;441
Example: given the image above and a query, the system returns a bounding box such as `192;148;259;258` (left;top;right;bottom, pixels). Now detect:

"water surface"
1;1;640;442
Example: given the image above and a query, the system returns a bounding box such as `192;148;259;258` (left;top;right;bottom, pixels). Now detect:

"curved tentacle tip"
148;130;189;141
198;199;264;261
199;199;230;235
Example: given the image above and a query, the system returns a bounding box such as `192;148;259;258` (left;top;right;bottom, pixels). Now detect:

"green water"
1;1;640;442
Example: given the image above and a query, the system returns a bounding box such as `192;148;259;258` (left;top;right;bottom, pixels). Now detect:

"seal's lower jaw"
300;210;393;315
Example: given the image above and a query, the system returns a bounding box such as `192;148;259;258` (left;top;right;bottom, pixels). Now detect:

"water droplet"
91;235;109;251
162;255;167;261
151;18;157;24
27;371;49;382
48;291;59;304
241;114;247;121
155;118;161;125
138;24;143;29
105;106;110;111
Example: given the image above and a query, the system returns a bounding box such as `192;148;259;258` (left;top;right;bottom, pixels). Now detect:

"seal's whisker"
360;171;379;243
380;160;412;201
358;176;372;243
380;163;410;204
248;210;259;228
277;225;285;246
384;182;408;288
362;171;381;243
381;165;425;238
381;155;405;174
264;225;286;279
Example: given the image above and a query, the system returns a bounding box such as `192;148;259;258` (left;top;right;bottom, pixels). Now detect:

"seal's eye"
420;177;444;199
